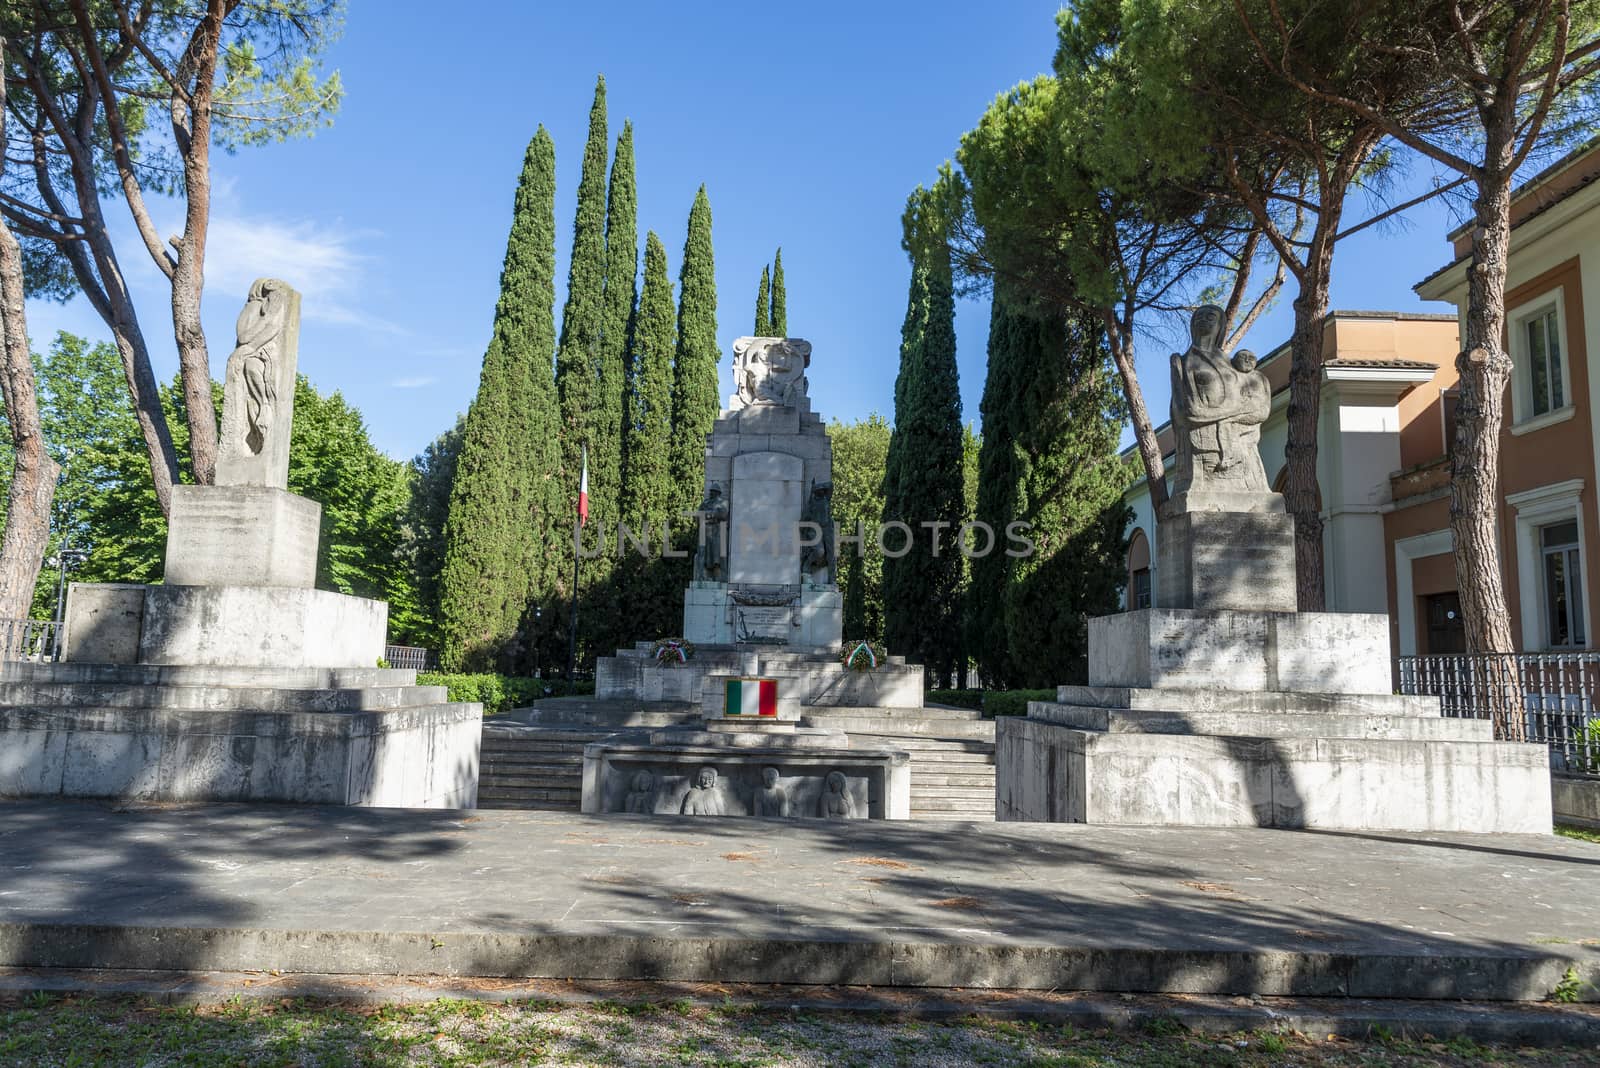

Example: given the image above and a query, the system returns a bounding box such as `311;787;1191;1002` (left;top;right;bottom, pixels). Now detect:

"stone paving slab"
0;800;1596;1001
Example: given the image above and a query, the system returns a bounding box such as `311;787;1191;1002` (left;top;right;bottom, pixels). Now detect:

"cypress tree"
621;232;675;528
770;247;787;335
596;119;637;543
669;185;719;513
881;189;965;686
754;265;772;336
439;127;559;670
556;74;609;541
968;294;1025;686
1001;311;1131;687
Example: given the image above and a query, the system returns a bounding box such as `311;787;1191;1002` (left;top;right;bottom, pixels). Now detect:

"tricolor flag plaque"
724;677;779;717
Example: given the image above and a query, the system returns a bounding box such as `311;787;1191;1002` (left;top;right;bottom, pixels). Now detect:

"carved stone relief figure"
1169;305;1272;495
751;765;790;817
216;278;301;488
624;770;656;814
819;770;855;820
733;337;811;407
681;766;725;816
800;481;836;585
694;484;730;582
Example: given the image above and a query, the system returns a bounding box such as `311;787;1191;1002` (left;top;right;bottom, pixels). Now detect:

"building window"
1526;306;1564;416
1541;519;1585;647
1132;568;1152;609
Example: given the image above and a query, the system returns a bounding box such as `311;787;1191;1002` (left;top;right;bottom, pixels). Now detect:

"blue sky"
23;0;1464;461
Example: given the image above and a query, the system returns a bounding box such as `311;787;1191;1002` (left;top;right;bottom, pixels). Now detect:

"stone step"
480;726;628;744
483;754;592;770
912;788;996;803
1030;703;1493;742
479;774;579;791
909;771;996;788
910;799;996;817
802;714;995;739
473;780;582;796
0;701;479;738
847;734;996;754
0;662;418;689
1057;685;1442;719
501;699;700;729
0;682;449;713
476;796;579;811
807;705;984;721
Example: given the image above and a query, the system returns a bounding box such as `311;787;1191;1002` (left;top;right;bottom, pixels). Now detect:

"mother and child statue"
1169;303;1273;498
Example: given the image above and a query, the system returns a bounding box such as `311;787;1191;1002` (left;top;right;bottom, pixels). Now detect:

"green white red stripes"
724;677;778;716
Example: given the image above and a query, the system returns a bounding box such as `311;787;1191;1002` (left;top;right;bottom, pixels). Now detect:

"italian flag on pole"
577;444;589;528
725;677;778;717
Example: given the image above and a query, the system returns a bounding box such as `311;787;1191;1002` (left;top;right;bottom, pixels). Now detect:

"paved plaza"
0;800;1595;1002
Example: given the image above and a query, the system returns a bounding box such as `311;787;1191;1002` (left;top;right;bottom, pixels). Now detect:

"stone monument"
683;337;842;649
993;306;1551;833
594;337;924;708
0;279;481;809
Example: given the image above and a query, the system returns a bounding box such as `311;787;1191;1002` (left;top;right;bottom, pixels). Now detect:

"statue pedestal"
682;582;842;650
1155;493;1296;613
164;485;321;589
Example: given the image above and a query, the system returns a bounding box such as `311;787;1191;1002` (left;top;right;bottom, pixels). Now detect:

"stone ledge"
995;716;1551;832
1025;702;1491;741
1088;609;1392;695
1057;685;1440;717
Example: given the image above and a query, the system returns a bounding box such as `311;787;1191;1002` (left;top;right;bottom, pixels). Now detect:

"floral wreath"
839;640;886;672
653;637;695;666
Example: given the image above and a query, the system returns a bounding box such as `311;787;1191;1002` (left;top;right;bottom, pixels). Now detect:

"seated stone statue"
623;770;656;814
681;766;725;816
1170;306;1272;495
819;770;855;820
752;766;789;817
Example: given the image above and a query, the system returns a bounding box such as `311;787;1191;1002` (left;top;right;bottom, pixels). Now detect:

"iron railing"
1398;653;1600;771
383;644;437;672
0;619;62;662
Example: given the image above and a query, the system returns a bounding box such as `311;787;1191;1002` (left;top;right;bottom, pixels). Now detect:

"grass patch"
1555;822;1600;845
1;995;1593;1067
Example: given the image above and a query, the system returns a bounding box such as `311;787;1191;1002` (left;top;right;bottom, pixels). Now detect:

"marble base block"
1088;608;1392;695
581;740;910;819
0;701;480;808
165;484;321;589
1156;506;1296;613
995;716;1551;832
65;583;387;669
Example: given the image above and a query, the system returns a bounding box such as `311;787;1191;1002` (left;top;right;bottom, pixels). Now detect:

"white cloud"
200;213;403;335
390;376;437;389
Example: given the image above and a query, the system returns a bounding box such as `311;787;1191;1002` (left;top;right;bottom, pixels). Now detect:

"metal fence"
1398;653;1600;772
0;619;62;663
383;644;437;672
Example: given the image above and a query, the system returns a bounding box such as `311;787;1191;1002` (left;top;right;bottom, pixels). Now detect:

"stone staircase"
478;700;699;811
801;706;997;821
479;700;998;820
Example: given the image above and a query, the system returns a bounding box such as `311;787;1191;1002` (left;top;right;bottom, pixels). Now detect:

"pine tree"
669;185;719;513
881;189;965;686
556;74;610;546
770;247;787;336
439;127;560;670
622;232;676;529
754;265;772;336
596;118;637;545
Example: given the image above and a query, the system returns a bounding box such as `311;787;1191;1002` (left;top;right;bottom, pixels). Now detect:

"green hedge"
415;673;595;716
926;688;983;710
981;689;1055;718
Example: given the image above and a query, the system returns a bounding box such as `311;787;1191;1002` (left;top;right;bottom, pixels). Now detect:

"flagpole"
568;443;587;682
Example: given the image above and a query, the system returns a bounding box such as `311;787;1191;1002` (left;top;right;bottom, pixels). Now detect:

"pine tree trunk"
1284;233;1336;613
169;2;224;486
1451;166;1522;741
1104;315;1168;508
0;218;60;621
